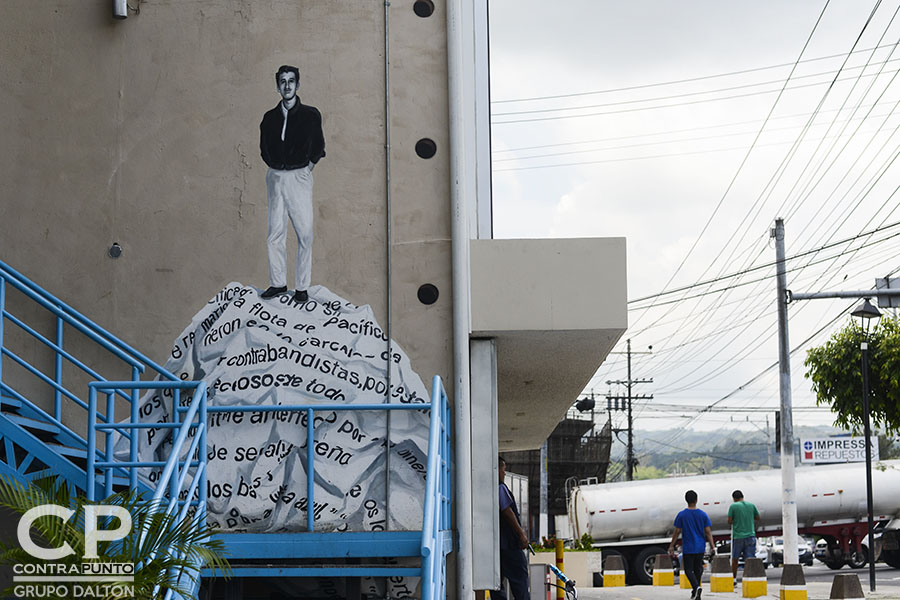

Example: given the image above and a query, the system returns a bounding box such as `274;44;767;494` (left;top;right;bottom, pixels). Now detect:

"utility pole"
773;218;799;565
774;217;900;573
607;339;653;481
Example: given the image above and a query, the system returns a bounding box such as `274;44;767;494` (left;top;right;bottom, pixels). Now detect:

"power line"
637;0;886;373
491;59;900;118
491;73;881;125
491;118;899;165
491;43;899;104
492;103;896;155
614;1;833;342
627;220;900;305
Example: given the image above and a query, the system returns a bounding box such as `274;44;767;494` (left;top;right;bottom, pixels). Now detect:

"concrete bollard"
680;571;692;589
779;563;807;600
652;554;675;586
741;557;767;598
602;554;626;587
709;555;733;592
829;573;865;600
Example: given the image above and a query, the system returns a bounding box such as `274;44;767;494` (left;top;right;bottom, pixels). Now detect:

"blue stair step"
217;531;424;560
5;414;61;435
0;395;23;409
208;565;422;577
47;443;87;459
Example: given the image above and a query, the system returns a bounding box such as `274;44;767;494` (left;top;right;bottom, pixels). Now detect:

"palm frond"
0;474;231;599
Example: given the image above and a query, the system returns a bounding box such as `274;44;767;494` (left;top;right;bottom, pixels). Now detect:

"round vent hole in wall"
417;283;439;305
413;0;435;18
415;138;437;159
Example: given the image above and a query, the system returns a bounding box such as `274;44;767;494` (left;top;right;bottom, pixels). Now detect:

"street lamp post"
851;298;881;593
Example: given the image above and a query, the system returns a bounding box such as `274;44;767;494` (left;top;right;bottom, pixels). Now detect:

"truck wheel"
846;549;867;569
824;558;845;570
883;549;900;569
633;546;667;586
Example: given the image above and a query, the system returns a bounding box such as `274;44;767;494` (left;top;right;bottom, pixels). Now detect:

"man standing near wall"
496;456;530;600
260;64;326;304
728;489;760;579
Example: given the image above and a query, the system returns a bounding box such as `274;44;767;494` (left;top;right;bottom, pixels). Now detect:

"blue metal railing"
422;375;452;600
2;258;453;597
98;376;453;597
86;381;207;514
0;259;178;494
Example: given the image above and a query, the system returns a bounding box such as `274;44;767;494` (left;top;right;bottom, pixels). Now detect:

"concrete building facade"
0;1;627;597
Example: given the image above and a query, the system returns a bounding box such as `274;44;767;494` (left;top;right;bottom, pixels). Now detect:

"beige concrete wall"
470;238;628;449
471;238;627;334
0;1;452;397
530;551;604;589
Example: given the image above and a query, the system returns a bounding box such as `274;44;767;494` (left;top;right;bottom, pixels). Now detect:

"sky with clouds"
488;0;900;442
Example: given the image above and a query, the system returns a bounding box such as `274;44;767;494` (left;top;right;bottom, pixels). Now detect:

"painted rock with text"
129;283;431;534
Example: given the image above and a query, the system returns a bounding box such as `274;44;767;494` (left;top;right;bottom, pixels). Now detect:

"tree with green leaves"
0;475;230;600
804;315;900;436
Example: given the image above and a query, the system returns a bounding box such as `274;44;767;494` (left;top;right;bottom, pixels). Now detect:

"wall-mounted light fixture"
114;0;127;19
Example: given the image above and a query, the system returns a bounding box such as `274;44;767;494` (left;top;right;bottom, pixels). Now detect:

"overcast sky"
488;0;900;453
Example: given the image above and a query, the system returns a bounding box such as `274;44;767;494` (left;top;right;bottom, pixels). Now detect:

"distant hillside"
605;425;896;481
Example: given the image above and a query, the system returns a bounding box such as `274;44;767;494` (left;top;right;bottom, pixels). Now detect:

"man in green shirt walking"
728;489;760;579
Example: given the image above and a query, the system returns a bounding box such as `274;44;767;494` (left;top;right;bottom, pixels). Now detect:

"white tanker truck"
568;460;900;584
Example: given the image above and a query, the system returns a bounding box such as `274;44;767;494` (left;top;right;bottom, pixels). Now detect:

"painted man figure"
260;65;326;304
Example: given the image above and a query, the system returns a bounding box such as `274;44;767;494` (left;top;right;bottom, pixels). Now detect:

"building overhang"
470;238;628;451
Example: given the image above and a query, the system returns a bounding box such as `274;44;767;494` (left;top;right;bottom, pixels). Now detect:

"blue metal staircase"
0;259;453;599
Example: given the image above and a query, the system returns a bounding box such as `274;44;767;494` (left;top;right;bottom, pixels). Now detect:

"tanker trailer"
568;460;900;584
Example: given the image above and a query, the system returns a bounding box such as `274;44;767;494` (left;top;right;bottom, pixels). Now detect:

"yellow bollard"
680;571;692;589
652;554;675;586
741;558;767;598
709;555;734;592
555;539;564;600
779;564;807;600
602;554;626;587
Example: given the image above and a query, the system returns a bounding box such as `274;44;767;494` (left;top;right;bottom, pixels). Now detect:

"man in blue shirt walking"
668;490;715;600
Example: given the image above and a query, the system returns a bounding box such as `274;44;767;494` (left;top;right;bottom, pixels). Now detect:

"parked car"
715;538;770;569
768;536;814;567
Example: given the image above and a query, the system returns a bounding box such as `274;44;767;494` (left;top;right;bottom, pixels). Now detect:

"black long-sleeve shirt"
259;99;326;170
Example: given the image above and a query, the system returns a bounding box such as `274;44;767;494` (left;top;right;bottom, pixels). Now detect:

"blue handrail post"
306;408;315;532
198;383;208;527
105;391;115;498
0;276;5;384
86;387;98;502
171;388;181;504
444;391;451;528
54;316;63;420
130;366;140;490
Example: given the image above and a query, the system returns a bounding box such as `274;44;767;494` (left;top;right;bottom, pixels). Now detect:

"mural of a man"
259;65;326;304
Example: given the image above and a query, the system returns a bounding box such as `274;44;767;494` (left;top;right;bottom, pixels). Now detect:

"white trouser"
266;166;314;290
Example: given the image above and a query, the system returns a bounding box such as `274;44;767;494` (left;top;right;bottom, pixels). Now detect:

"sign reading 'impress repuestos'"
800;437;880;463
